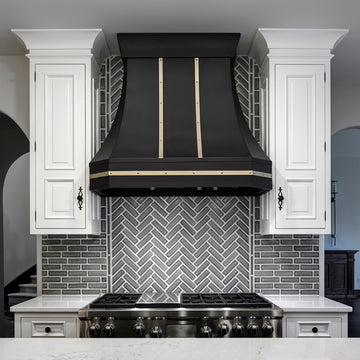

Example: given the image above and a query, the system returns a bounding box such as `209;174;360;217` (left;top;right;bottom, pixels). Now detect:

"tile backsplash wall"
41;55;320;295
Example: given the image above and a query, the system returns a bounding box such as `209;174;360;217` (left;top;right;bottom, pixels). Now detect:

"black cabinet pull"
312;327;318;334
77;187;84;210
278;187;284;210
45;327;51;333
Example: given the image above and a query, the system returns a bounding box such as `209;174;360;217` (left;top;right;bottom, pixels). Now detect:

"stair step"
18;283;37;294
8;292;36;307
30;275;37;284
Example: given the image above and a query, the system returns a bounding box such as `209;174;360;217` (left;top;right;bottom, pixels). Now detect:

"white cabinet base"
283;312;348;338
14;313;80;338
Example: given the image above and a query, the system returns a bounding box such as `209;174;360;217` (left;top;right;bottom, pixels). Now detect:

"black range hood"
90;33;272;197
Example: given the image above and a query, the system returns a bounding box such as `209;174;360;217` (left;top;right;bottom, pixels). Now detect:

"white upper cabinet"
12;29;109;234
250;28;348;234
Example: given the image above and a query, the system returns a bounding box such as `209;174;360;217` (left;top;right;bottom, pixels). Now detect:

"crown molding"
11;29;109;66
249;28;349;66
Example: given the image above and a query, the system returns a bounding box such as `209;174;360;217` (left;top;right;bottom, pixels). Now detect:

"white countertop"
264;295;352;313
0;338;359;360
10;295;98;313
10;294;352;313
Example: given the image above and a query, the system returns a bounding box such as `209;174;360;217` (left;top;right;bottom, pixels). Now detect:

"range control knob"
133;317;146;337
247;316;260;337
88;317;101;337
104;317;116;337
200;316;212;338
262;316;274;337
150;317;163;338
232;316;245;337
217;316;229;337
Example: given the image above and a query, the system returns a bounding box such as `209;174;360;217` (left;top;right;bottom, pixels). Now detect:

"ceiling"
1;0;359;86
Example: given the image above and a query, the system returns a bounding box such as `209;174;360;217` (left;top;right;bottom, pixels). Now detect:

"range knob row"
200;316;273;337
89;315;274;338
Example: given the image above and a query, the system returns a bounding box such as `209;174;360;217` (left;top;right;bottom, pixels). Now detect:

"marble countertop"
264;295;352;313
1;338;359;360
10;295;98;313
10;294;352;313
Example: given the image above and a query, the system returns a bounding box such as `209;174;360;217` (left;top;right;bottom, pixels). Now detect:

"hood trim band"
90;169;272;179
194;57;203;158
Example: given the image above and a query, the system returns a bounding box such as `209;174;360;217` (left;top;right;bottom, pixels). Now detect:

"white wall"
325;129;360;288
332;85;360;134
0;56;29;139
3;153;36;286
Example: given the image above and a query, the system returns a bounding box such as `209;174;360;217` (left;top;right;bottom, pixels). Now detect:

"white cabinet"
35;64;86;230
283;313;348;338
14;313;79;338
250;28;348;234
12;29;109;234
275;64;326;230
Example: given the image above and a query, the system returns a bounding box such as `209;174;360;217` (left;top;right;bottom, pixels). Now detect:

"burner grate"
89;293;142;308
181;293;272;308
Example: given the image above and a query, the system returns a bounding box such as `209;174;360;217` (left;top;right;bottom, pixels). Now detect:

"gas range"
79;293;283;338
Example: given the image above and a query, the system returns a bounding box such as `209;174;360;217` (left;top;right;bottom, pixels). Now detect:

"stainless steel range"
79;293;283;338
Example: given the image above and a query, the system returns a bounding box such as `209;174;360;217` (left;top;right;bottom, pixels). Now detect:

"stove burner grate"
181;293;272;308
89;293;142;308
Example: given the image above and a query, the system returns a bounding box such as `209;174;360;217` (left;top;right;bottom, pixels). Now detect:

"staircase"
6;267;37;308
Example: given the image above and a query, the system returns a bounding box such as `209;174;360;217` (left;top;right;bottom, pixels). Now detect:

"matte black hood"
90;34;272;197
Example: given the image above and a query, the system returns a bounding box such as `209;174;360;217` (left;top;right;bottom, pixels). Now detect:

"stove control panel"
83;313;281;338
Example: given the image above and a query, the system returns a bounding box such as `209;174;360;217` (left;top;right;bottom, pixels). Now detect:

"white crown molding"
11;29;109;66
249;28;349;66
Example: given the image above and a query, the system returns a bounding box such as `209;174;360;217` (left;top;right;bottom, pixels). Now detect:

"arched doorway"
326;127;360;337
0;111;29;337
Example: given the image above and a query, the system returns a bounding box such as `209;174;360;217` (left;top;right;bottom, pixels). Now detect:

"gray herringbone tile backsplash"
42;55;320;295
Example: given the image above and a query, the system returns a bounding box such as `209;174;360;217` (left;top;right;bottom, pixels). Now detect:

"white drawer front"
19;316;78;338
286;317;342;338
31;321;66;337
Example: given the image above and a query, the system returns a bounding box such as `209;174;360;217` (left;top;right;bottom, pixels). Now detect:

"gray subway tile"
280;252;299;257
68;271;87;276
68;259;87;264
81;252;100;258
62;277;81;282
43;252;61;258
294;271;313;276
42;265;61;270
300;290;319;295
62;265;81;270
82;277;101;282
281;290;299;294
62;239;81;245
62;290;81;295
254;270;273;277
48;271;67;276
62;252;81;257
43;290;62;295
261;252;279;258
300;252;319;257
82;290;102;295
43;277;61;282
275;271;293;276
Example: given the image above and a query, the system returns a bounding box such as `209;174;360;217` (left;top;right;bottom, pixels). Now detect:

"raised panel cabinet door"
35;64;86;229
275;64;326;229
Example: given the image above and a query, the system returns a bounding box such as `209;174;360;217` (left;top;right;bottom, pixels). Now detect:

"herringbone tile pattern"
111;197;250;293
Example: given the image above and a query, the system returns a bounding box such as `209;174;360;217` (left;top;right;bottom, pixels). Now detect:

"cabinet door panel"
275;65;325;229
35;64;85;229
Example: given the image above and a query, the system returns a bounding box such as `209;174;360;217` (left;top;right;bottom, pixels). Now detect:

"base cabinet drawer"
284;313;347;338
15;314;79;338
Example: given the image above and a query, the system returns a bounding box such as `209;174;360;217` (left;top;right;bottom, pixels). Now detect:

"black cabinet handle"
77;187;84;210
312;327;318;334
278;187;284;210
45;327;51;333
